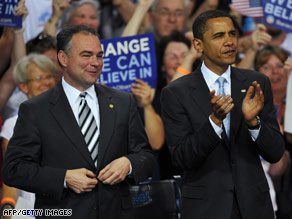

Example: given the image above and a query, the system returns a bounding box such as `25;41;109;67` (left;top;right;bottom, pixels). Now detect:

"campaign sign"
0;0;21;28
100;33;157;93
262;0;292;33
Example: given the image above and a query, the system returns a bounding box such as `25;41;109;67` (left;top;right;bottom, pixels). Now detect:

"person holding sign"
0;0;27;113
160;10;285;219
2;25;156;219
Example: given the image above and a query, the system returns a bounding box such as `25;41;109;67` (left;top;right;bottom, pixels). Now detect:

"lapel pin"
109;104;114;109
241;89;246;93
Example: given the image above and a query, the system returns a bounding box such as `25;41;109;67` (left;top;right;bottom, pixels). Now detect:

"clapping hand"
210;90;234;126
131;79;153;108
242;81;264;126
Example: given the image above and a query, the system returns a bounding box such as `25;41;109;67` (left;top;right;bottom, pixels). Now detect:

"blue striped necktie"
79;92;99;166
216;77;230;138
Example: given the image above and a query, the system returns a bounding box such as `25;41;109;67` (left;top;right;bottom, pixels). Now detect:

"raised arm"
0;28;14;73
42;0;70;37
0;0;27;112
113;0;137;24
121;0;154;37
237;24;271;69
131;79;164;150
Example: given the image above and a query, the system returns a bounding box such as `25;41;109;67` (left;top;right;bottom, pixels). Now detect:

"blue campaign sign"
100;33;157;93
262;0;292;33
0;0;21;28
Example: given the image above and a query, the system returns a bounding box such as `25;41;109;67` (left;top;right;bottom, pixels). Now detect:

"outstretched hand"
242;81;264;124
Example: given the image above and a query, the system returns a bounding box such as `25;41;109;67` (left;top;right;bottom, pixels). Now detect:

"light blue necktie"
216;77;230;138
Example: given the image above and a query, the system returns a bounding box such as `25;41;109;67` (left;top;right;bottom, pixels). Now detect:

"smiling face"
58;32;103;91
259;54;288;94
193;17;238;74
69;3;99;30
20;65;56;99
163;41;189;82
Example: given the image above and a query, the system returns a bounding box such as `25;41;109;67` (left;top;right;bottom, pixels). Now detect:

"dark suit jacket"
2;82;156;219
160;66;285;219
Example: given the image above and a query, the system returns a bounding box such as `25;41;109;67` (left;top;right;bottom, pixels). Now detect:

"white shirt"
0;115;18;140
201;62;259;140
62;78;132;176
62;78;100;138
0;115;36;206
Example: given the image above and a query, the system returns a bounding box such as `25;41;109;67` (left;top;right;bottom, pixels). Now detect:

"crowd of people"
0;0;292;218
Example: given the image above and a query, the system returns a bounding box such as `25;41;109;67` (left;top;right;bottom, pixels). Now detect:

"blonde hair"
13;53;56;83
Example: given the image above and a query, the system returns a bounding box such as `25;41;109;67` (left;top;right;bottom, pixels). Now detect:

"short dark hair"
57;25;98;55
192;10;234;41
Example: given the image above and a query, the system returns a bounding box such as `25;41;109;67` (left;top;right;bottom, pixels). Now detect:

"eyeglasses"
156;8;185;19
27;75;55;82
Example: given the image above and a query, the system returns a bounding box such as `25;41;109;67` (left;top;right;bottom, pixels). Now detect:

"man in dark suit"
2;25;156;219
160;10;285;219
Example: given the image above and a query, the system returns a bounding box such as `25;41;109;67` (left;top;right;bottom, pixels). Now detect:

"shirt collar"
201;61;231;86
62;77;97;105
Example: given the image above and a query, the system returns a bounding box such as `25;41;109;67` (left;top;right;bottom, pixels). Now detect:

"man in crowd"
2;25;156;219
161;10;285;219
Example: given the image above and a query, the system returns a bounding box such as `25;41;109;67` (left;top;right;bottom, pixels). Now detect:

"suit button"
231;160;235;165
93;207;97;210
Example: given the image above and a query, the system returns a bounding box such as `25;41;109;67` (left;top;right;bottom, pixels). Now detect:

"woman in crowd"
153;30;201;179
254;45;292;218
0;54;56;214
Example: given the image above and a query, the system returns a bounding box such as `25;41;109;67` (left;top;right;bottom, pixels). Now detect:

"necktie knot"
80;92;87;99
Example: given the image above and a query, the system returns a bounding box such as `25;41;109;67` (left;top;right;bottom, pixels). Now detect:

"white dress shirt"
201;62;259;140
62;78;100;138
62;78;132;176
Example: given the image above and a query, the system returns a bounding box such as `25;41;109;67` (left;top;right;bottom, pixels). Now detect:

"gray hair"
13;54;57;83
151;0;190;15
61;0;100;28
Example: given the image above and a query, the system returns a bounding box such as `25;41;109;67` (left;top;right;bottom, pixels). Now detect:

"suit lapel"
230;67;247;143
49;82;95;168
95;85;116;171
189;69;213;117
189;69;230;149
